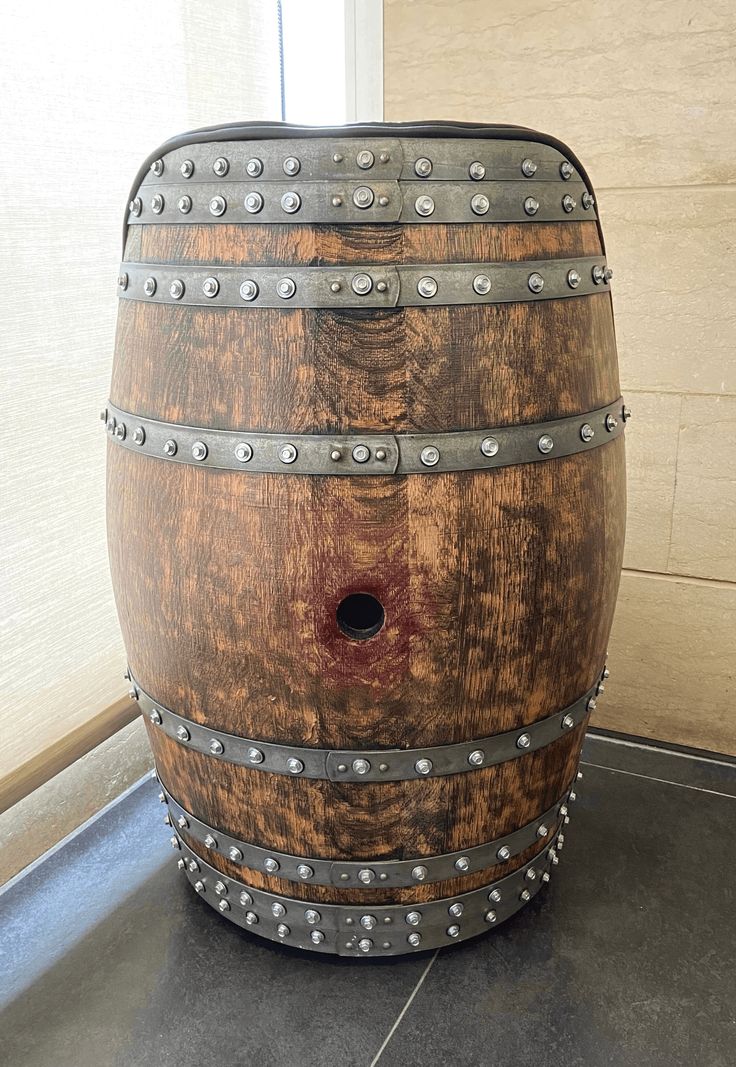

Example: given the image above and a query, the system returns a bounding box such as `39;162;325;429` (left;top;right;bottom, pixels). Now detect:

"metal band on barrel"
117;256;610;308
138;136;584;186
132;669;604;781
174;835;560;956
103;399;626;476
162;780;571;888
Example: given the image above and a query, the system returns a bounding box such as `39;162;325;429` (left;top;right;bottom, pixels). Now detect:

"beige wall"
384;0;736;753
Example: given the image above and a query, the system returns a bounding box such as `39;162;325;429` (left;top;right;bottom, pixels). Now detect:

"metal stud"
480;436;499;458
407;932;422;947
417;276;438;298
488;889;502;903
520;888;531;902
225;848;243;865
180;159;194;178
296;864;314;880
169;279;185;300
524;196;540;216
358;869;376;884
286;755;304;772
332;153;343;163
468;161;486;180
143;277;157;297
521;158;537;177
245;911;258;925
361;915;377;930
352;444;370;463
214;880;228;896
415;194;435;217
304;909;321;924
567;269;581;289
497;845;511;861
310;930;325;944
114;423;126;440
202;277;219;298
352;272;373;295
271;902;286;918
244;192;264;214
378;196;390;207
129;197;142;217
602;667;610;679
170;836;180;849
281;191;301;214
239;280;259;302
132;427;145;445
468;749;485;766
277;924;291;938
209;738;224;755
263;857;279;873
177;858;186;870
332;196;343;207
158;790;166;803
420;446;440;468
209;195;226;217
447;924;462;938
379;152;391;163
542;871;551;883
176;725;190;742
352;758;371;775
448;903;464;918
357;149;374;169
151;194;165;215
473;274;492;296
484;909;497;923
561;714;575;730
528;272;544;293
163;439;177;456
330;449;342;462
526;868;537;882
194;880;205;894
191;441;208;462
605;413;618;432
283;156;300;176
151;159;164;176
235;442;253;463
357;938;372;953
538;434;554;454
411;865;428;882
213;157;229;177
188;860;199;873
118;272;128;291
582;191;595;210
470;193;490;215
414;156;433;177
560;161;574;180
622;405;632;422
516;733;531;749
218;899;230;912
562;194;576;213
454;856;470;872
204;834;217;849
149;709;162;725
537;824;549;838
592;265;607;285
375;448;387;460
580;423;595;442
405;911;422;926
277;277;296;299
246;158;263;177
415;758;433;775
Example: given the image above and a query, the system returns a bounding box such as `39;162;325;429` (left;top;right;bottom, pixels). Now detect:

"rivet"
180;159;194;178
560;804;569;817
352;758;371;775
209;738;224;755
564;270;581;292
245;911;258;925
484;909;497;923
373;448;387;462
188;860;199;873
520;889;531;902
277;923;291;938
129;197;142;217
218;899;230;912
228;846;243;862
208;195;227;217
405;911;422;926
604;267;613;282
277;277;296;299
528;272;544;293
239;891;253;907
271;902;286;918
472;274;492;296
204;833;217;849
332;195;343;207
542;871;551;883
582;191;595;210
469;161;486;180
163;439;177;456
357;149;375;169
330;281;342;293
470;193;490;215
361;914;377;930
177;858;186;870
358;869;375;884
170;835;180;849
337;764;348;773
407;932;422;947
562;714;575;730
415;194;435;216
414;156;433;177
151;159;164;176
117;273;128;291
564;814;571;824
213;157;230;177
497;845;511;861
521;158;537;177
516;733;531;749
480;436;500;459
282;156;301;176
379;152;390;163
310;930;325;944
214;880;228;896
446;925;461;938
353;185;375;209
455;856;470;872
605;413;618;432
419;446;440;469
143;277;157;297
169;279;185;300
537;824;550;839
526;868;537;882
587;697;597;711
332;152;343;163
244;191;264;214
305;909;321;924
239;280;259;302
357;938;372;953
151;194;165;215
468;749;485;766
557;833;565;848
281;191;301;214
378;196;390;207
448;903;464;918
264;857;279;872
352;444;370;463
379;873;388;881
411;865;428;882
235;442;253;463
246;158;263;177
488;889;502;903
592;264;606;285
132;427;146;445
524;196;540;216
176;725;190;742
158;790;166;803
538;434;554;454
330;449;342;462
202;277;219;298
191;441;208;462
415;275;437;300
580;423;595;442
352;272;373;295
379;763;389;772
286;755;304;772
193;880;205;894
562;194;576;213
114;422;126;440
149;709;162;725
622;405;632;422
415;757;433;774
602;667;610;679
346;918;354;925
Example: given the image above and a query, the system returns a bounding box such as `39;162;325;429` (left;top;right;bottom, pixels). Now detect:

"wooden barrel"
106;121;626;956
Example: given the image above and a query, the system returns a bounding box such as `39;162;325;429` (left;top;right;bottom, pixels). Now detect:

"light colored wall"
384;0;736;753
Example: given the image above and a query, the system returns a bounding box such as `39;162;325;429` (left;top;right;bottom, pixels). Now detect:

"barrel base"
174;836;560;957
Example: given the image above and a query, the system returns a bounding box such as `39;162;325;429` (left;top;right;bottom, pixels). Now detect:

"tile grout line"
664;393;685;572
621;567;736;590
369;949;440;1066
588;733;736;769
581;761;736;800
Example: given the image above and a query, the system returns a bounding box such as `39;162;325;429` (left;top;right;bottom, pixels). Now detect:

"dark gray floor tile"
376;762;736;1067
583;731;736;797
